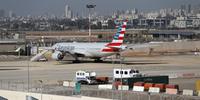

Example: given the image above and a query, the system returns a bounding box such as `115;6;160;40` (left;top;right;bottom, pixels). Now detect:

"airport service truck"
75;70;109;85
113;68;169;89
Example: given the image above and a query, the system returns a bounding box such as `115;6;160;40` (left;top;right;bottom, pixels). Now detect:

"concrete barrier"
63;81;76;87
165;88;178;94
98;84;112;90
0;90;111;100
118;85;129;90
132;86;144;92
183;89;194;96
148;87;160;93
63;81;70;87
69;81;76;87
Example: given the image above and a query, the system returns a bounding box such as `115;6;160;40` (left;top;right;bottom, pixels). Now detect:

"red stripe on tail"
102;48;120;52
106;43;122;47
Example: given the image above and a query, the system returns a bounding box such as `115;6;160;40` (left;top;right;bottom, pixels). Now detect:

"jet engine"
52;51;64;61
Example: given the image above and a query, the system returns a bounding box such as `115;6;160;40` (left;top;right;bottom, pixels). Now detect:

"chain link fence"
0;80;199;100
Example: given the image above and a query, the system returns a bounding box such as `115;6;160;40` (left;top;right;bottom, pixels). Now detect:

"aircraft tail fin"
102;20;127;52
106;20;127;48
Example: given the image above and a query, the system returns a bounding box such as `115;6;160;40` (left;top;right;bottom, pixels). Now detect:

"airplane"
31;20;128;62
51;20;127;62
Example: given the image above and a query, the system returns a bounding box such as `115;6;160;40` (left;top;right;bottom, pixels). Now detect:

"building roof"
149;30;196;35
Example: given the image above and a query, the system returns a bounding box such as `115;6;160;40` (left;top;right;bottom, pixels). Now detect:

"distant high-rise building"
0;9;5;17
8;11;16;18
65;5;72;19
180;5;187;16
188;4;191;14
131;8;138;14
181;5;186;10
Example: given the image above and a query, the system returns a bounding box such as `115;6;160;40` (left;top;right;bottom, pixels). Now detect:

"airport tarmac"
0;54;199;90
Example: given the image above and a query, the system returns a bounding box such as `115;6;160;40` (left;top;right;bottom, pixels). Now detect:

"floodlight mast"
86;4;96;42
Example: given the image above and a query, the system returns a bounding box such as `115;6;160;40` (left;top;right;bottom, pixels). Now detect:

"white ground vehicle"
75;70;109;85
113;69;142;79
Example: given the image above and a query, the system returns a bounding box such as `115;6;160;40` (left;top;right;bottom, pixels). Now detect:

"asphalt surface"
0;54;200;90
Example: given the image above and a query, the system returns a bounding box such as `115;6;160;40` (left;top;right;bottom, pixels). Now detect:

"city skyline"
0;0;200;16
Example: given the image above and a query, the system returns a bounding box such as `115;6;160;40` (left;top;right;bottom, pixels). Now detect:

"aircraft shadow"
57;60;167;65
0;68;20;71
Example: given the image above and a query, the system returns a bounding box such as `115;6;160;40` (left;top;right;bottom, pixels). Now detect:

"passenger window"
120;71;123;74
77;73;79;75
116;71;119;74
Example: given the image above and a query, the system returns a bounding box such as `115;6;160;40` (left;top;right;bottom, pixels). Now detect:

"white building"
192;18;200;27
146;12;160;19
65;5;72;19
174;17;187;28
170;16;200;28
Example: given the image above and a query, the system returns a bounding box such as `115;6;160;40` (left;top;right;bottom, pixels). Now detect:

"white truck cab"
113;69;141;78
75;70;96;84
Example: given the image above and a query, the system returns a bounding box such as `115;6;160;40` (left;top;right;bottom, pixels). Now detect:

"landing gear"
71;55;81;63
94;58;103;62
73;60;81;63
73;57;81;63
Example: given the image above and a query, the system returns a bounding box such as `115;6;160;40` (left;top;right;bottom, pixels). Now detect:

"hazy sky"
0;0;200;16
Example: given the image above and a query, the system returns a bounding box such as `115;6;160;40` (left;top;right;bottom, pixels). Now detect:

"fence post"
148;93;151;100
171;95;174;100
8;81;10;90
15;82;17;90
137;92;140;100
159;94;162;100
22;82;24;91
0;80;1;88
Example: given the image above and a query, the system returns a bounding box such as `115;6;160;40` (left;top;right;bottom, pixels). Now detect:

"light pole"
39;80;43;100
119;21;124;100
120;52;124;100
86;4;96;42
26;43;30;93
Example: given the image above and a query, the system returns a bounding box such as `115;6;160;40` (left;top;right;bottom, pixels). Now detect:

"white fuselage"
52;42;117;58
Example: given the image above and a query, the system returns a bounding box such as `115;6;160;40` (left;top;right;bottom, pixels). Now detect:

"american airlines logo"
56;45;75;51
